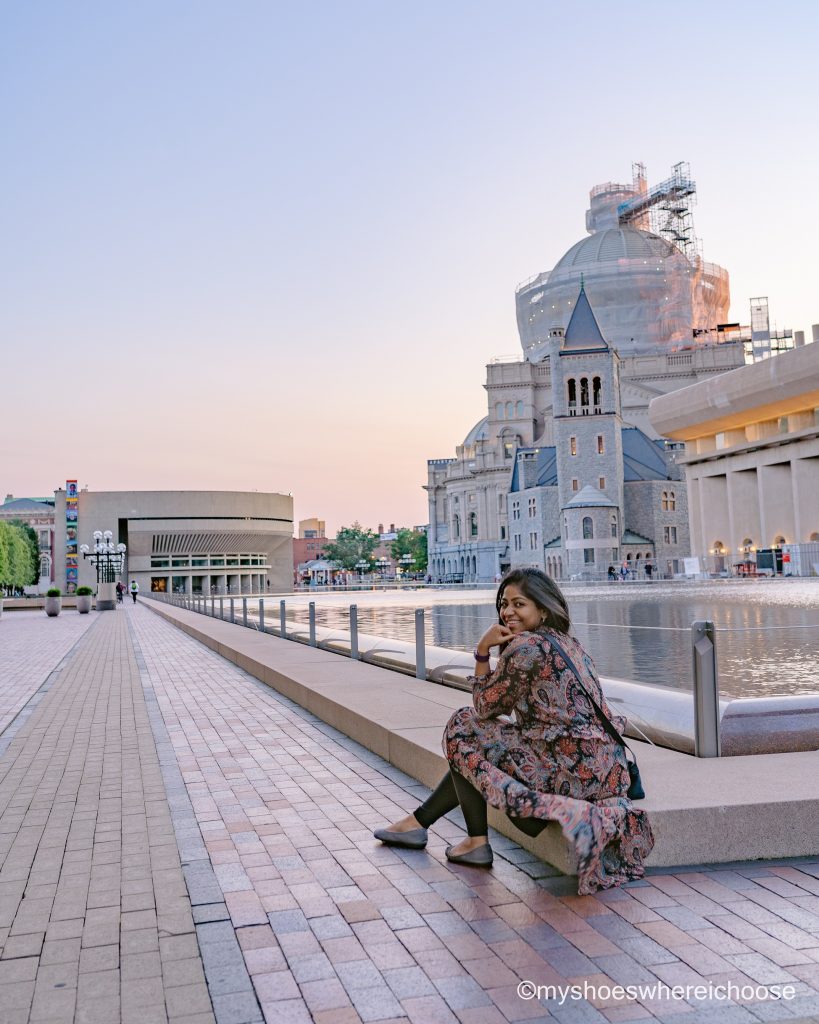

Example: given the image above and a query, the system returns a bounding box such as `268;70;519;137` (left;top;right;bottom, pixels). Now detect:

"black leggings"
414;769;549;840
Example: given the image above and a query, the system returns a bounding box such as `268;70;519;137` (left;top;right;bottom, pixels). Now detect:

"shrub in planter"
45;587;62;617
75;585;93;614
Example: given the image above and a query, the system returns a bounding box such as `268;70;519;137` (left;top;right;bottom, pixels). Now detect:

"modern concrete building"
648;343;819;574
53;489;293;595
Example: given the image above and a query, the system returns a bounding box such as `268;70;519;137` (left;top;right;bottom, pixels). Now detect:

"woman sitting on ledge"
375;568;654;894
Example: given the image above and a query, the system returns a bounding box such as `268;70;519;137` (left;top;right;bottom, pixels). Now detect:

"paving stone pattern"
127;605;819;1024
1;606;819;1024
0;610;97;737
0;611;208;1024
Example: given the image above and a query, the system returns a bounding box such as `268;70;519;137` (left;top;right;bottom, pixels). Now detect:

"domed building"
426;164;745;582
516;167;730;357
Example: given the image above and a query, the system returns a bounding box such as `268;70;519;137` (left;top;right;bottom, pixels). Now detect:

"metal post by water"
279;600;286;639
242;597;248;627
309;602;317;647
691;620;720;757
415;608;426;680
258;599;264;632
230;598;235;623
219;597;224;620
350;605;359;660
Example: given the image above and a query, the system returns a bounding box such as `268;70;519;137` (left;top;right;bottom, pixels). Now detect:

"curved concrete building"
517;167;730;357
53;489;293;595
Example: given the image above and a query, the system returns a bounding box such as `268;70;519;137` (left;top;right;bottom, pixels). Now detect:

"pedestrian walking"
374;568;653;893
116;581;125;603
129;580;139;603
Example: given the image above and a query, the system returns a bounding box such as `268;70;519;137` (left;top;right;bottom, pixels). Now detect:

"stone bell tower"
549;283;625;576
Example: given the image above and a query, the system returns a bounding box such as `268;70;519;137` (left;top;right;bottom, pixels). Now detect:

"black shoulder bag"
546;635;646;801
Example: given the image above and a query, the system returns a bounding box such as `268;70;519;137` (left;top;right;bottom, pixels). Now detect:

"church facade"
426;285;743;582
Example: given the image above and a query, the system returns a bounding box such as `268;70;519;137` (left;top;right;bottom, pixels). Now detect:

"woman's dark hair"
496;568;571;634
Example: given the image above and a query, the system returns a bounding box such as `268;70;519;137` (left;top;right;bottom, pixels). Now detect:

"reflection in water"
279;580;819;698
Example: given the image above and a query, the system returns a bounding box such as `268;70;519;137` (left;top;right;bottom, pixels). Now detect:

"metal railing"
149;591;730;756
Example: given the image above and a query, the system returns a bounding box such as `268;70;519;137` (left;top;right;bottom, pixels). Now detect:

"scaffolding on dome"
617;161;699;256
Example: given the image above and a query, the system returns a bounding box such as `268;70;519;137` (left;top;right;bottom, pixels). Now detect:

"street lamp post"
375;557;389;581
355;560;369;582
80;531;127;611
399;553;414;580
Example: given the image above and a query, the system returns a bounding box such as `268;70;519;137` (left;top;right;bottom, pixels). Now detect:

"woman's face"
498;584;543;634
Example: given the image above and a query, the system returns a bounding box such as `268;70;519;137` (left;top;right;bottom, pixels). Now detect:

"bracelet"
473;650;490;663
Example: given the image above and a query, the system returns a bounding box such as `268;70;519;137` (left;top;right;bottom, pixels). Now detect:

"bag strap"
545;633;638;763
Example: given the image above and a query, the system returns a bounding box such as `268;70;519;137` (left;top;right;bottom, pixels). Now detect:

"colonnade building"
53;488;293;595
648;343;819;574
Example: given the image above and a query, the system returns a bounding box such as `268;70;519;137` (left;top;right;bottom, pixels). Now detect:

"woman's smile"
499;584;543;632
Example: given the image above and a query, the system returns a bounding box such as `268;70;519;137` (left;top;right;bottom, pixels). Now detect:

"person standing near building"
129;580;139;603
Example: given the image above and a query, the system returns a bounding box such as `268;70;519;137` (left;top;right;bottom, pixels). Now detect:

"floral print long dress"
444;627;654;894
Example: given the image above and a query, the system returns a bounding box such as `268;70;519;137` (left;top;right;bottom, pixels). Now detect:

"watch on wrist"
473;650;490;663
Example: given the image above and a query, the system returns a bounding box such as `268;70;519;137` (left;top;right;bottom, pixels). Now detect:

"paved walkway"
0;605;818;1024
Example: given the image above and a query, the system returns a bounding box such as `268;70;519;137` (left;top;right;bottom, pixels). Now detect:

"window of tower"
597;435;604;454
515;400;524;417
580;377;590;413
582;517;593;540
567;379;577;416
593;377;602;410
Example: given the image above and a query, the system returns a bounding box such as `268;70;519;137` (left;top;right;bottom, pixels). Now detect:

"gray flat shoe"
445;843;494;867
373;827;428;849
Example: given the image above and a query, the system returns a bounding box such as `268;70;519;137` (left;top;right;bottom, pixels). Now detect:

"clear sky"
2;0;817;535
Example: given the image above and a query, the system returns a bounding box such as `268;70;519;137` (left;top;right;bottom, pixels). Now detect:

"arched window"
582;517;593;540
495;402;504;420
460;557;465;574
452;514;460;539
515;400;524;417
472;555;477;574
713;541;725;555
567;379;577;415
611;515;618;538
580;377;590;411
469;512;478;537
593;377;602;409
505;401;514;418
668;490;676;511
661;491;668;511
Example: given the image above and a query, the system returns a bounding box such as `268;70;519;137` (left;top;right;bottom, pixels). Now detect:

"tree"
322;523;379;570
0;521;37;590
10;520;39;586
390;528;428;573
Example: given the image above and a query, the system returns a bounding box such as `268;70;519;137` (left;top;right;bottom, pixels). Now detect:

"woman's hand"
476;623;514;656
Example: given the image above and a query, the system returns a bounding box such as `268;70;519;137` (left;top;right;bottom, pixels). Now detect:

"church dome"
462;416;489;447
552;227;677;270
515;171;730;358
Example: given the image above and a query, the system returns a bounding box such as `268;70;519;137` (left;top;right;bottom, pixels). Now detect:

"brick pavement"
1;606;819;1024
0;610;208;1024
0;610;97;738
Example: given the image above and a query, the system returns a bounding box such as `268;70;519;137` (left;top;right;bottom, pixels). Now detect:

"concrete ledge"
146;601;819;873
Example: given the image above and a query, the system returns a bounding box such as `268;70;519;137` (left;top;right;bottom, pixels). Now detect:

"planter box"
76;595;92;614
44;596;62;617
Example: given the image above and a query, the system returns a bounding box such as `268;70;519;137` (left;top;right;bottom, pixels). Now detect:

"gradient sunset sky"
3;0;817;535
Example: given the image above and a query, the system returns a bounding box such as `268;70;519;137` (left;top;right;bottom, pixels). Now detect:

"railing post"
692;620;721;757
415;608;426;680
279;600;286;639
230;598;235;623
258;599;264;632
242;597;248;627
349;604;359;660
219;597;224;619
309;601;316;647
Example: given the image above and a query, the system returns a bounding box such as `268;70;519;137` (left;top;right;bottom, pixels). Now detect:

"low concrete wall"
146;601;819;872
